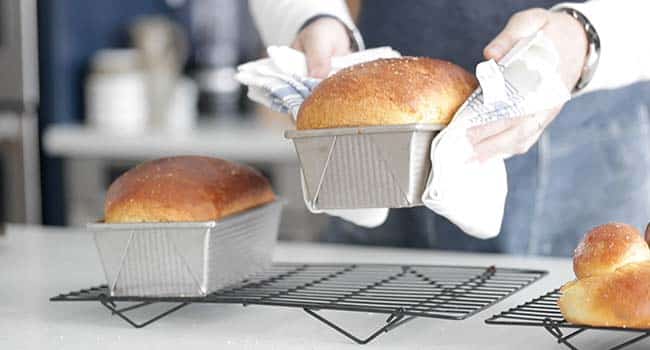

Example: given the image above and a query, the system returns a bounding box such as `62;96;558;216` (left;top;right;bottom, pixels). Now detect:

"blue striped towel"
236;46;400;119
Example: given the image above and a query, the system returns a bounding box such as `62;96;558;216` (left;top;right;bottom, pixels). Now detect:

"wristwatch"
554;7;601;93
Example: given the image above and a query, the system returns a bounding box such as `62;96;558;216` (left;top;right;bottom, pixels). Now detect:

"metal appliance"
0;0;40;226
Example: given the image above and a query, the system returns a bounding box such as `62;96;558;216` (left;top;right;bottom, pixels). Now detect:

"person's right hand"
291;17;352;78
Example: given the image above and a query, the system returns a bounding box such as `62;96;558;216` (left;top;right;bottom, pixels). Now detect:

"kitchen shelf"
42;120;296;163
51;263;546;345
485;288;650;350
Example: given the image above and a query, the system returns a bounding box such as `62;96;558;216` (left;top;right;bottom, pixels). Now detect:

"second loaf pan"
285;124;444;210
90;201;283;297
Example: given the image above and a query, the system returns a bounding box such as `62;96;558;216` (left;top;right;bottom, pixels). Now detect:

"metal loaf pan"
285;124;444;210
89;201;283;297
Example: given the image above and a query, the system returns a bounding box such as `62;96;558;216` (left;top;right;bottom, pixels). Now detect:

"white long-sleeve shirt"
248;0;650;94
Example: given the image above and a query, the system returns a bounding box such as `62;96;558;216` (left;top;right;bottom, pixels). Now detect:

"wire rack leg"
303;308;415;345
112;301;155;313
543;323;581;350
99;300;190;328
608;332;650;350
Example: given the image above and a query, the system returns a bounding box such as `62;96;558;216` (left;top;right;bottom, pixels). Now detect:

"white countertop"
0;225;645;349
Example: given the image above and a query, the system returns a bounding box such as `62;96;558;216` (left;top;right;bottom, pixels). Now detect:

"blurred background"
0;0;361;240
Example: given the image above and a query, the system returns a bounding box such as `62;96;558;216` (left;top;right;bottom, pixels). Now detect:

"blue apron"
323;0;650;256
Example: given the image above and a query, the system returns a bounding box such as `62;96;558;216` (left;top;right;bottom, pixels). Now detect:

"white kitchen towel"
236;46;400;119
299;169;389;228
422;32;571;239
236;46;399;227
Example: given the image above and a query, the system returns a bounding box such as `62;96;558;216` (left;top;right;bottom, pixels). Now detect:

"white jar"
165;77;198;133
86;49;149;135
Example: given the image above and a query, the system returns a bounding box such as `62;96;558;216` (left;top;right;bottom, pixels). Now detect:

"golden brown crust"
296;57;477;130
104;156;276;223
560;222;650;327
573;223;650;279
559;261;650;328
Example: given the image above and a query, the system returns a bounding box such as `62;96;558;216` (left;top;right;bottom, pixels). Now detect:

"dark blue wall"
37;0;188;225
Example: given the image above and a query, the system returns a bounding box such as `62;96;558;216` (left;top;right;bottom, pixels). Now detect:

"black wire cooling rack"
51;263;545;344
485;288;650;350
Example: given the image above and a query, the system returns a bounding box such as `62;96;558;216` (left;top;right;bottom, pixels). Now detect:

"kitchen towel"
236;46;400;119
422;32;571;238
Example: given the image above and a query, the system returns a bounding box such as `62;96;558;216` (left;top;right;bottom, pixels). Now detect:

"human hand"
291;17;352;78
468;8;588;162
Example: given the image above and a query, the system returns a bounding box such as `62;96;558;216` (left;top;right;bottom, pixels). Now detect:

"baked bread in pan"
104;156;275;223
296;57;477;130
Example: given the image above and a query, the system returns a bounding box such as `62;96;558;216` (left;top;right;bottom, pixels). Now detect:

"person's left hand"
467;8;588;162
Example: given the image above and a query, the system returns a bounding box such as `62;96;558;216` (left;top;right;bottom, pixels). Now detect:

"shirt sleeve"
248;0;363;49
552;0;650;94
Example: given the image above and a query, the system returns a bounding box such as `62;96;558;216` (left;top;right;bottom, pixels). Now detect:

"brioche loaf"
559;261;650;328
559;223;650;328
104;156;275;223
573;223;650;279
296;57;477;130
